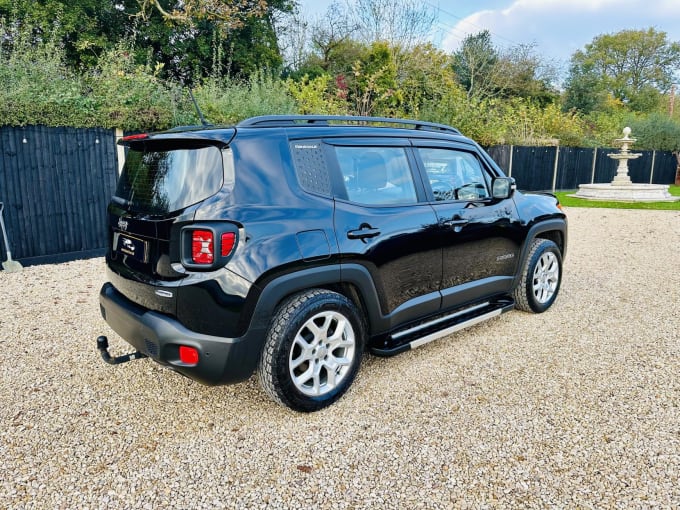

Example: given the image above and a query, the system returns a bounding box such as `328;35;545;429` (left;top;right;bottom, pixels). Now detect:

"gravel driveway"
1;208;678;509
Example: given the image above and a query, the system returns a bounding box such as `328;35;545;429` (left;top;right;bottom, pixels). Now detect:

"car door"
328;140;442;329
413;143;524;310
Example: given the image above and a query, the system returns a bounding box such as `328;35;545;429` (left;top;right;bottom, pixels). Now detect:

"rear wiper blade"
112;196;131;207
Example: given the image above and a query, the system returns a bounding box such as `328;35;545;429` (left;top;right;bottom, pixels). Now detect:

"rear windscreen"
114;144;223;214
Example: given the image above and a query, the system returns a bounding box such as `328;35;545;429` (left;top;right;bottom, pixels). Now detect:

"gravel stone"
0;207;678;508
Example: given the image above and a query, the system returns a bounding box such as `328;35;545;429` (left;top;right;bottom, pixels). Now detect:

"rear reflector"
221;232;236;257
192;230;214;264
179;346;199;365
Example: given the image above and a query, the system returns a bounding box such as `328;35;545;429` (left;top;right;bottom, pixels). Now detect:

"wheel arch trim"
250;264;386;336
513;219;567;288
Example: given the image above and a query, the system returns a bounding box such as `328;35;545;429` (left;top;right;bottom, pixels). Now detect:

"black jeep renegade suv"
98;115;567;412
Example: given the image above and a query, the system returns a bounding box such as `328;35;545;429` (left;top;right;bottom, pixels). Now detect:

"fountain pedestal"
610;155;634;185
573;127;679;202
571;182;676;201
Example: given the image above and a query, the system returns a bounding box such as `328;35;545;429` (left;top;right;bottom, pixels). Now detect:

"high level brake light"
192;230;214;264
121;133;149;141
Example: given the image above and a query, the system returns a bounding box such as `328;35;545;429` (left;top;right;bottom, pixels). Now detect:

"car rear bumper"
99;282;263;385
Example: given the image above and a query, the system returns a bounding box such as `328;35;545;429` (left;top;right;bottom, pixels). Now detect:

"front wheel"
258;289;365;412
513;238;562;313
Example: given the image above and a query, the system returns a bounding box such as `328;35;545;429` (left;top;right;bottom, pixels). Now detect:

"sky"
298;0;680;75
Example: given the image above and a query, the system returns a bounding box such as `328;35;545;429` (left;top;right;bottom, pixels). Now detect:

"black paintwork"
100;116;567;386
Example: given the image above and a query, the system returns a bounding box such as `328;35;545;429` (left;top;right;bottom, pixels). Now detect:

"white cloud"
441;0;680;66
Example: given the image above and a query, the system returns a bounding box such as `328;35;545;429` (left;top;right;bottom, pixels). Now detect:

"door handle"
441;218;469;227
347;224;381;242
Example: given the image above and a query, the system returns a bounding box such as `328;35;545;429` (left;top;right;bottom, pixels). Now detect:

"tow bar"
96;336;147;365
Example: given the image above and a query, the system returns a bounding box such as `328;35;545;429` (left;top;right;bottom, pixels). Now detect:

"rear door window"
334;146;418;205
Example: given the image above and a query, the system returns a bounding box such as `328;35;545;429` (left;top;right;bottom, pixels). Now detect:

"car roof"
119;115;471;147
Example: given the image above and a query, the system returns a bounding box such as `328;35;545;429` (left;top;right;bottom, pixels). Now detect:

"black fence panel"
486;145;511;174
510;146;557;191
592;148;616;183
593;149;651;184
555;147;595;191
487;145;677;191
627;150;653;184
0;126;118;261
652;151;677;184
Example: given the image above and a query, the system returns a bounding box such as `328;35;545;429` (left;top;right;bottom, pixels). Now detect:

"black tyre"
513;238;562;313
258;289;365;412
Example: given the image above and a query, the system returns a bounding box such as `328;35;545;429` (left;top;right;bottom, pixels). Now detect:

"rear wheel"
513;238;562;313
258;289;365;412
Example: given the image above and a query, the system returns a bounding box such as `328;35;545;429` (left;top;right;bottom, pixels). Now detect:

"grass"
555;185;680;210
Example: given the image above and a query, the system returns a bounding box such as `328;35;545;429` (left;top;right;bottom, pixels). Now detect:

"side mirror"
492;177;515;199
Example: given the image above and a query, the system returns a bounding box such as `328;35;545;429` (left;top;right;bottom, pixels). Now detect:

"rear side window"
115;144;223;215
335;147;417;205
290;141;332;196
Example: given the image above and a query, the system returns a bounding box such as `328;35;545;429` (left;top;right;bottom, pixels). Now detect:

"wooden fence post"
551;145;560;192
115;128;125;176
590;148;597;184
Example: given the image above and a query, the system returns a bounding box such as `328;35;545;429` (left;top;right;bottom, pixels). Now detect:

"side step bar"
370;298;514;357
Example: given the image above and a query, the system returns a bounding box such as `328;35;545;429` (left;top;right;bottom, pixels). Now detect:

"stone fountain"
573;127;679;202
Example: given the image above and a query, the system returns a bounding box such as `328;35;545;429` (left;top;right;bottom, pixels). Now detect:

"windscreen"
114;144;223;215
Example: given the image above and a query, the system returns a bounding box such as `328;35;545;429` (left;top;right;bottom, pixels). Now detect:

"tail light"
181;225;238;270
221;232;236;256
192;230;214;264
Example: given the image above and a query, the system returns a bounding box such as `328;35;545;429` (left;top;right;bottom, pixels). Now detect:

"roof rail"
237;115;461;135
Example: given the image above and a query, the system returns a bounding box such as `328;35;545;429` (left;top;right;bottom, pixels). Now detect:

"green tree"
138;2;291;83
308;2;358;72
562;60;608;114
134;0;267;28
503;43;558;106
286;74;348;114
1;0;293;82
227;8;288;76
629;114;680;151
282;2;361;80
0;0;131;68
398;43;456;118
86;43;177;130
452;30;499;101
629;113;680;184
350;42;400;116
0;17;94;127
452;31;557;105
564;28;680;113
124;0;293;81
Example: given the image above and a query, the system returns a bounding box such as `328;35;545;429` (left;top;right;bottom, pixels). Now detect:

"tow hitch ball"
97;336;147;365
